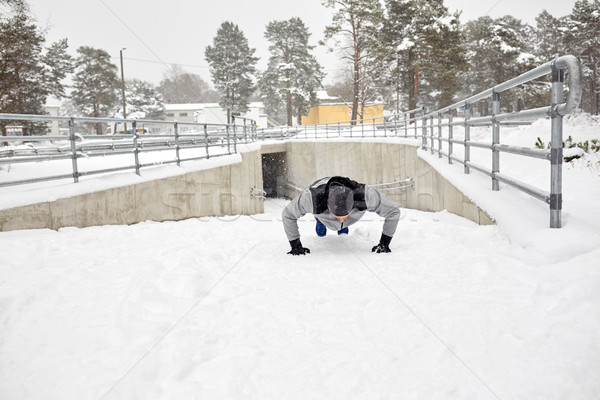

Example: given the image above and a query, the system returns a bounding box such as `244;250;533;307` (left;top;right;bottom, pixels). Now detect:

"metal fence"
0;114;257;188
1;56;582;228
417;55;582;229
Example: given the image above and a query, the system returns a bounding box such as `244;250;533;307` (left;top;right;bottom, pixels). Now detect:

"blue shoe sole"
316;221;327;237
337;227;349;235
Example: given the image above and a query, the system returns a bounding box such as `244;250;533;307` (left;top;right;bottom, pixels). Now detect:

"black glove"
372;234;392;253
288;238;310;255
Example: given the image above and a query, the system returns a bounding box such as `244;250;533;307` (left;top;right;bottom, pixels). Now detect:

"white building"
44;102;61;136
164;102;268;128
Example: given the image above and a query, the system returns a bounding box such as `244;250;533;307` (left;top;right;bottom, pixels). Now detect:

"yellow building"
301;102;384;125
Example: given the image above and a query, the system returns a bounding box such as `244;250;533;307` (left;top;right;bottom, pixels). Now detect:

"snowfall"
1;114;599;400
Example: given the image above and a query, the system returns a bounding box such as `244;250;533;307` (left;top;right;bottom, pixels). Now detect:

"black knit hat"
327;183;354;216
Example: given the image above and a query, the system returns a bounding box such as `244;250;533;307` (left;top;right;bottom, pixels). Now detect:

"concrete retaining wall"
0;141;493;232
0;149;263;232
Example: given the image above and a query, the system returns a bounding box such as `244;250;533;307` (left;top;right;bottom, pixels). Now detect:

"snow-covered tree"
321;0;383;124
565;0;600;114
205;22;258;123
71;46;119;134
259;18;323;126
0;0;28;15
533;10;568;62
0;10;72;135
463;16;536;113
158;65;218;104
371;0;466;113
125;79;166;120
43;39;74;99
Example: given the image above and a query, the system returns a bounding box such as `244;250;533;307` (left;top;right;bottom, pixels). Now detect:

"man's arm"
282;189;314;241
365;186;401;252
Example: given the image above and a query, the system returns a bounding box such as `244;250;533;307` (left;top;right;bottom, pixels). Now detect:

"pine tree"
71;46;120;134
158;65;218;104
259;18;323;126
205;22;258;124
0;0;28;15
43;39;74;99
463;16;536;113
373;0;466;113
565;0;600;114
322;0;383;124
534;10;568;62
125;79;166;120
0;10;72;135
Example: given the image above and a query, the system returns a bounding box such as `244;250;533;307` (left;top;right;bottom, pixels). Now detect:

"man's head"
327;183;354;223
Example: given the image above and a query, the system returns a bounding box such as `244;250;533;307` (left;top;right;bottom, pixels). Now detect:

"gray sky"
26;0;577;86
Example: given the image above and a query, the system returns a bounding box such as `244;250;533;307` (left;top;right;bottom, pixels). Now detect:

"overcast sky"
26;0;577;86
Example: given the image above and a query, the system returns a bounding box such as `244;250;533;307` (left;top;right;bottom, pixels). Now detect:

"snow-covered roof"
316;90;338;101
165;102;265;111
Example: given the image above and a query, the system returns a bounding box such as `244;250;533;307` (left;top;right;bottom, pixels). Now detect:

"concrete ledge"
0;149;264;232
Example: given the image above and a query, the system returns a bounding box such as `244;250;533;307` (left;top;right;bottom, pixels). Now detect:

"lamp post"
120;48;127;134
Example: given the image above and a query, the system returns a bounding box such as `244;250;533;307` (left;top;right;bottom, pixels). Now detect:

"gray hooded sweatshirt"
282;177;401;241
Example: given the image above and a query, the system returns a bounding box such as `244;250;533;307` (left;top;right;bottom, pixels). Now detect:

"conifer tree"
0;10;72;134
565;0;600;114
322;0;383;123
125;79;166;120
205;22;258;124
533;10;568;62
463;16;535;113
374;0;466;113
71;46;120;134
260;18;323;126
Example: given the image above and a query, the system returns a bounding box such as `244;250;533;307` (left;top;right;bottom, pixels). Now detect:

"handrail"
417;55;582;228
0;115;258;187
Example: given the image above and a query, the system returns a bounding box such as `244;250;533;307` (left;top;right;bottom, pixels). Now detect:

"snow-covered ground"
1;115;599;399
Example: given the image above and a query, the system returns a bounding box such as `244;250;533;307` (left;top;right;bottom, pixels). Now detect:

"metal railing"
416;55;582;228
0;114;257;188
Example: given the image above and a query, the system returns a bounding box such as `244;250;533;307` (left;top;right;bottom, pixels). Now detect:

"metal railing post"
414;112;418;138
421;111;427;150
174;122;181;166
464;103;471;174
448;110;453;164
371;118;375;137
226;124;231;154
132;120;140;175
550;66;565;228
204;123;210;159
492;91;501;191
404;112;408;137
437;113;442;158
68;117;79;183
233;121;237;154
429;115;434;154
243;118;247;143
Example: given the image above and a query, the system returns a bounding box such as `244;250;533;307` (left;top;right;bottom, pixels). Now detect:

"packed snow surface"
1;114;600;399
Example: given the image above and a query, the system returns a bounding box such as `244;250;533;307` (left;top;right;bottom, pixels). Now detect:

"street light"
120;48;127;134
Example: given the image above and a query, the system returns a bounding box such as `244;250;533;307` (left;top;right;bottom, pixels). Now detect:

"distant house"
44;102;61;135
164;102;268;128
301;91;384;125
